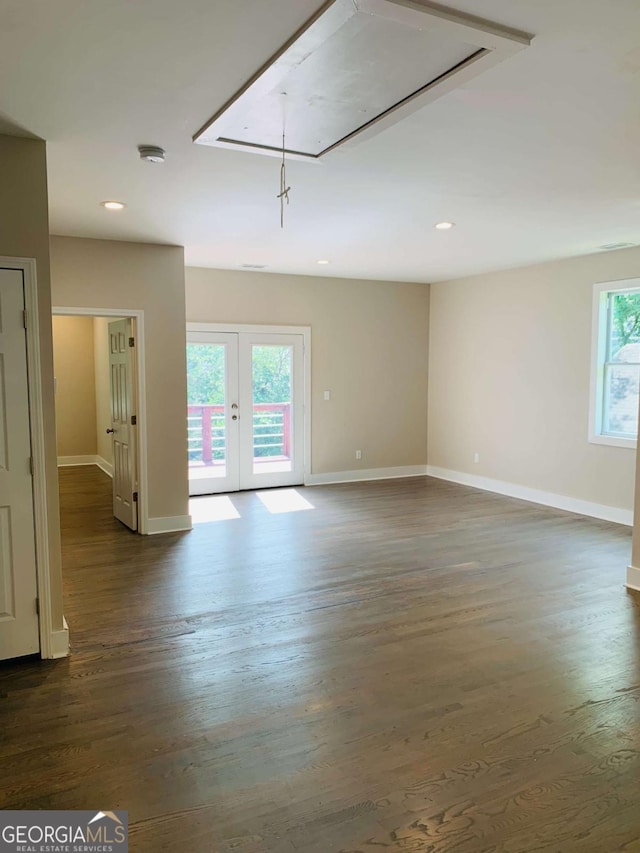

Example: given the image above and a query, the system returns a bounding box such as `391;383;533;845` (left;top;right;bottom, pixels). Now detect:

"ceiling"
1;0;640;283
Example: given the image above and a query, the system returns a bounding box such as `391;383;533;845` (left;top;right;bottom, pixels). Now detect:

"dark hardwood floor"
2;465;640;852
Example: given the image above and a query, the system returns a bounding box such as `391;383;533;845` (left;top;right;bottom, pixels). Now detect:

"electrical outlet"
356;450;362;460
324;390;331;401
473;452;480;464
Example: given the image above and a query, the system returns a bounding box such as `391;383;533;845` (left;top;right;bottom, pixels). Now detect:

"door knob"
106;428;115;434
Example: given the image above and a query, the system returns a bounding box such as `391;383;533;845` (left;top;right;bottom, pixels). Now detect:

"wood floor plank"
1;466;639;852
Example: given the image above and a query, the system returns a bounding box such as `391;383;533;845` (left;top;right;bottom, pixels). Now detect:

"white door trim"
52;306;150;535
0;257;62;658
187;322;312;481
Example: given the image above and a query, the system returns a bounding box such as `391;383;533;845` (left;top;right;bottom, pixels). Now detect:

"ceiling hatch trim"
193;0;532;161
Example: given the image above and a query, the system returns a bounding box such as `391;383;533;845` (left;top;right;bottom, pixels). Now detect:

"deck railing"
188;403;291;465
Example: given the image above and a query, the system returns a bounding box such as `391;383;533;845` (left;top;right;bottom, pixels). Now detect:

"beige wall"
428;247;640;512
0;135;64;634
52;316;97;457
94;317;113;466
50;237;189;522
186;267;430;474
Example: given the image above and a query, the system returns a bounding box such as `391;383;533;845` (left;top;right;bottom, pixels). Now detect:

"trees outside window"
591;283;640;447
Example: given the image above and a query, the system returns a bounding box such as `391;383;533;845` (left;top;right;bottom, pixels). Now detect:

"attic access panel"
193;0;531;160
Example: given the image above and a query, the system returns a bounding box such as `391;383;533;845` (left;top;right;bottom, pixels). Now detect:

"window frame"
589;278;640;449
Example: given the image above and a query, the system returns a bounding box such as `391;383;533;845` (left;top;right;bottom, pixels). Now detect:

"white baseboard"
426;465;633;527
627;566;640;592
58;455;113;477
48;617;70;659
305;465;428;487
95;456;113;478
58;454;98;467
146;515;193;535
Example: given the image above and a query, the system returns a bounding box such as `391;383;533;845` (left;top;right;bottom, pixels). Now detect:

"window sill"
589;433;637;450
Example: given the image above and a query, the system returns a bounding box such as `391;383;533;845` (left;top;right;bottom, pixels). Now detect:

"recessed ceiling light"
317;259;330;265
435;221;455;230
101;201;126;210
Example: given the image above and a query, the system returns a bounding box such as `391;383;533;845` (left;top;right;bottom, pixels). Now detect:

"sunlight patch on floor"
256;489;315;514
189;495;241;524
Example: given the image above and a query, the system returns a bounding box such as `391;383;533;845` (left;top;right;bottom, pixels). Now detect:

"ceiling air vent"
240;264;267;270
193;0;531;160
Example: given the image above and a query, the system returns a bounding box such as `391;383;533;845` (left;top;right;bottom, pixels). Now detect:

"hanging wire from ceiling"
277;132;291;229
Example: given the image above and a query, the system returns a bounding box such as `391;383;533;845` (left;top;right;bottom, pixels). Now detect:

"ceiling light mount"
277;132;291;229
435;221;455;230
101;200;126;210
138;145;166;164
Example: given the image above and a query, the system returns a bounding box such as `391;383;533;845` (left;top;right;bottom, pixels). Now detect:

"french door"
187;330;305;495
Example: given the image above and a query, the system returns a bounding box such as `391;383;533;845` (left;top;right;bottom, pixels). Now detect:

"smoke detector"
138;145;166;163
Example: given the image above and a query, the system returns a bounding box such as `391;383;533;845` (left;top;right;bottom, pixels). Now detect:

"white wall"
186;267;430;476
52;315;97;458
428;247;640;515
50;237;189;525
51;315;119;471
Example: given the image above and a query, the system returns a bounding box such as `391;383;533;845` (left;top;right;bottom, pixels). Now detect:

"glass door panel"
239;333;304;490
187;332;239;495
251;345;293;476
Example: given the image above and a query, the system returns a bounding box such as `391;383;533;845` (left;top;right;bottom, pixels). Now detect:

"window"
590;279;640;448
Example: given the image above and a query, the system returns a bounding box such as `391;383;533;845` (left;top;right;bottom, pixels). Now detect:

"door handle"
106;428;116;434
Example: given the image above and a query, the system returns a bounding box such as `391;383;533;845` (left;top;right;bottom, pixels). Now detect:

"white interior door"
187;332;239;495
108;319;138;530
0;268;39;660
187;329;305;495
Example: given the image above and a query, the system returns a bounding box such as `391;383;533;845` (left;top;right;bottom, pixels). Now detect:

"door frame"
0;257;60;658
187;323;312;482
52;306;150;534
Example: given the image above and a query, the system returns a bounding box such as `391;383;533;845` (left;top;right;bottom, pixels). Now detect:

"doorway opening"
51;308;148;534
186;324;311;496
